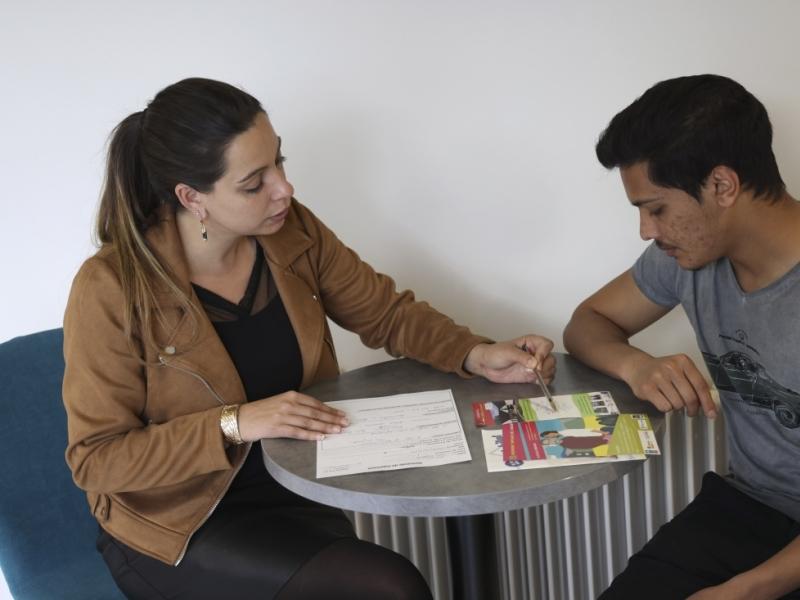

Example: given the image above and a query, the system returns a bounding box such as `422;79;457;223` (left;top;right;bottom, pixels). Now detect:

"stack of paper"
316;389;471;478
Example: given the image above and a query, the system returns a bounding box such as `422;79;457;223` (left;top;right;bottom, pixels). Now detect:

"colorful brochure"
473;392;660;472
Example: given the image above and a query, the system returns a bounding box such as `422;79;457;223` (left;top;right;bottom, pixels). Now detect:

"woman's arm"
298;203;556;382
299;204;495;375
63;258;234;494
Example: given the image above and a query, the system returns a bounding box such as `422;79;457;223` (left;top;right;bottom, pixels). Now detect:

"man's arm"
688;535;800;600
563;269;716;417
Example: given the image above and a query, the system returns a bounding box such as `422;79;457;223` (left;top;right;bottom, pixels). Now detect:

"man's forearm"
563;305;652;384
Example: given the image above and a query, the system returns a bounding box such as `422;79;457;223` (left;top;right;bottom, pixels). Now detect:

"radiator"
350;411;728;600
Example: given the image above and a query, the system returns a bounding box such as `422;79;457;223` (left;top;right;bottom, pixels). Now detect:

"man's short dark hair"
595;74;785;201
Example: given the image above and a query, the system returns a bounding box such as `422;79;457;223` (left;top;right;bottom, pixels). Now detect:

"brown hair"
96;78;264;351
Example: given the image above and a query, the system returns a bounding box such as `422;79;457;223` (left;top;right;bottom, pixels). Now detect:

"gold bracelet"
220;405;244;445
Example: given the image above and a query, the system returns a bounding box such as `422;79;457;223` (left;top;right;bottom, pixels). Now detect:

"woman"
63;77;555;599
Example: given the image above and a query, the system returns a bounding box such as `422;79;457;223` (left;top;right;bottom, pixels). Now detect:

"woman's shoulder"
287;197;340;243
67;247;125;313
288;197;321;229
73;246;121;285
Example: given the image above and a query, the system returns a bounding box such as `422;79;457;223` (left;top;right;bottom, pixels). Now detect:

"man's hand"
464;335;555;384
623;353;717;418
687;583;741;600
687;536;800;600
687;572;776;600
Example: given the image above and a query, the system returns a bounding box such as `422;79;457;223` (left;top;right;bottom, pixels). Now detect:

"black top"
192;246;303;488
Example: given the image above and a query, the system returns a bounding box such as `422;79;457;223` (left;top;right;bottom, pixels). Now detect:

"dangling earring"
200;220;208;241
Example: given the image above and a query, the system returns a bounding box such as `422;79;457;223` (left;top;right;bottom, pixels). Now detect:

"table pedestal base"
445;514;500;600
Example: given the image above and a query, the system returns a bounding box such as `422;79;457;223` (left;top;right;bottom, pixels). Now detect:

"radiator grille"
350;411;727;600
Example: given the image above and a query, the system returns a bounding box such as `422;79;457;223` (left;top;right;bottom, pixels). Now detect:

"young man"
564;75;800;600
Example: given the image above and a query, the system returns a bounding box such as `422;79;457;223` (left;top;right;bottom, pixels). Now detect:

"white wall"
3;1;799;370
3;1;799;371
1;1;798;596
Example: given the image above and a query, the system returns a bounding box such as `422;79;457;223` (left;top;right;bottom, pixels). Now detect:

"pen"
511;398;523;422
522;343;557;411
534;368;557;412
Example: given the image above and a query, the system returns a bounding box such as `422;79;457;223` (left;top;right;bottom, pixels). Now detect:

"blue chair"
0;329;124;599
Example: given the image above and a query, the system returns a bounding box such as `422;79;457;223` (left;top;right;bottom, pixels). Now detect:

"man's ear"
174;183;207;218
708;166;740;208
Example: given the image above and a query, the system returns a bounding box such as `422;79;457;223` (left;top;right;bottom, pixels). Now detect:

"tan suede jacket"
63;199;489;565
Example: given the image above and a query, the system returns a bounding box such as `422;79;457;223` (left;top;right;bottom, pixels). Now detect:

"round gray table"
261;353;662;599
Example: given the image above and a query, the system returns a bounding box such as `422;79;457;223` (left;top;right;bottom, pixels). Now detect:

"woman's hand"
464;335;556;384
237;391;349;442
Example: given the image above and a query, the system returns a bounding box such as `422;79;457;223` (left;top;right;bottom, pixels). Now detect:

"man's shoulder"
631;243;685;307
632;243;731;307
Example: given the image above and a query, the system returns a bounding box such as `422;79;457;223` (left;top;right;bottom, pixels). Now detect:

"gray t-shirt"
633;242;800;522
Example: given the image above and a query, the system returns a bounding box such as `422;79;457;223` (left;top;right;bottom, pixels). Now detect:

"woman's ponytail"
94;78;264;353
96;110;197;352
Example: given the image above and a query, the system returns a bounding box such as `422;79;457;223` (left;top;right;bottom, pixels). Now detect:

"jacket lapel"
259;205;326;389
144;202;327;397
145;208;246;406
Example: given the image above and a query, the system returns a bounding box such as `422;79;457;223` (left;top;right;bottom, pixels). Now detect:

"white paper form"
316;389;472;479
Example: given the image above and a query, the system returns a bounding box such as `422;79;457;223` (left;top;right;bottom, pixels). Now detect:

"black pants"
599;472;800;600
97;474;431;600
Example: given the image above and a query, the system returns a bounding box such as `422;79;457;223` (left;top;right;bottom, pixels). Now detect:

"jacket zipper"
157;353;250;566
158;354;227;406
173;448;250;566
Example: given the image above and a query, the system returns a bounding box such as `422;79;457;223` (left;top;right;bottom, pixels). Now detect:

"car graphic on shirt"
702;350;800;429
